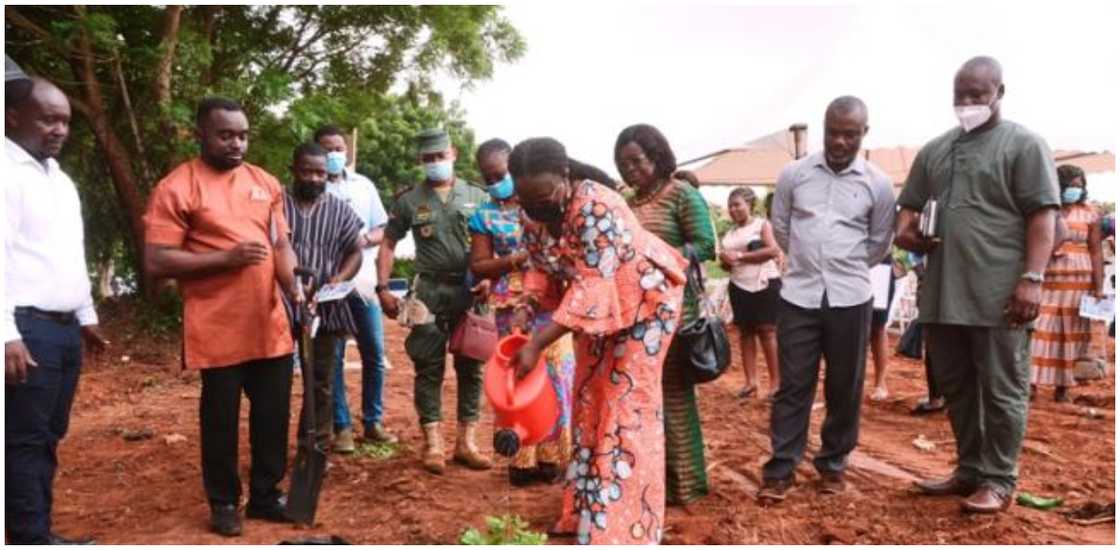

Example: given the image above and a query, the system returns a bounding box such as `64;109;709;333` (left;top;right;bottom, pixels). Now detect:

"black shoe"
910;397;945;415
757;476;794;503
537;462;564;484
509;467;538;487
210;504;242;537
47;533;96;545
246;496;293;523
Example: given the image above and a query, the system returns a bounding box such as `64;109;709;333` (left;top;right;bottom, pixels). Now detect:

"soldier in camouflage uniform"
375;128;492;474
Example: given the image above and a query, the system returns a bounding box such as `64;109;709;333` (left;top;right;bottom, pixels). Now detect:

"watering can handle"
505;364;516;408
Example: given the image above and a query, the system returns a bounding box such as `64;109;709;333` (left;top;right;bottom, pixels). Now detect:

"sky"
434;0;1120;202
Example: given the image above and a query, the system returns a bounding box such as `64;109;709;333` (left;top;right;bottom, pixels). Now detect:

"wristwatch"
1020;271;1044;283
375;284;389;294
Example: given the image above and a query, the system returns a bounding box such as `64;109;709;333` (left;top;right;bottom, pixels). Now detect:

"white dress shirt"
5;138;97;342
325;169;388;298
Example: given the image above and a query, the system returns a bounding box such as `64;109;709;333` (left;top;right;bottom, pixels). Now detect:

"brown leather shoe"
912;474;977;496
819;471;846;495
757;477;794;503
961;485;1011;514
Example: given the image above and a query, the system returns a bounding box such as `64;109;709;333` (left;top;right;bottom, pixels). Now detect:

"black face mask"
524;183;569;224
524;201;564;224
294;181;324;201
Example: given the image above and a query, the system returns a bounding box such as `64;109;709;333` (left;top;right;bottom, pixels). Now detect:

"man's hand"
226;241;269;268
1004;279;1043;326
896;223;941;253
5;340;38;385
80;325;109;356
379;290;401;319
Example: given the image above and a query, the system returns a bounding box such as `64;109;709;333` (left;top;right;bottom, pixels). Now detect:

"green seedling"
459;514;548;545
353;441;399;460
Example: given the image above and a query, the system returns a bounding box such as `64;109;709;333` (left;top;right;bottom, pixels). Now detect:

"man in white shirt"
5;63;107;545
314;125;398;451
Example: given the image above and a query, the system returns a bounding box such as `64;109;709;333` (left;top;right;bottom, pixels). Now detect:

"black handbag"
677;246;731;384
896;321;923;360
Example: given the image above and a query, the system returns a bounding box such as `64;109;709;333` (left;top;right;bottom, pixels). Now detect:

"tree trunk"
70;19;149;284
154;5;183;109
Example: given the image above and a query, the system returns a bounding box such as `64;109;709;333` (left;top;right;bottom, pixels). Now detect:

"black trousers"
5;314;82;544
763;295;872;480
199;355;293;507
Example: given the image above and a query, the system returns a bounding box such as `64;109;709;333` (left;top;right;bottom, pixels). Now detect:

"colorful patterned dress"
467;199;575;469
628;179;716;505
1031;204;1100;387
522;180;687;545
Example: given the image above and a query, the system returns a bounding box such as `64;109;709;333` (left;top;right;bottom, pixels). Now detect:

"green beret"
416;127;450;155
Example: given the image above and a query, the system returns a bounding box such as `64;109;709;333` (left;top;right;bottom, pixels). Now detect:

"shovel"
287;267;327;526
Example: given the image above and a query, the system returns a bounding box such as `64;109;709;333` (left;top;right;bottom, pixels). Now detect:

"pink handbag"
449;305;499;362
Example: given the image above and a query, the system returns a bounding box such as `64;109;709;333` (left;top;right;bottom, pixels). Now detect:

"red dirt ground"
47;298;1116;544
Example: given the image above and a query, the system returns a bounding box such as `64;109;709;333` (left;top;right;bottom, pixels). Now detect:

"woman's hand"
511;304;534;333
718;250;740;266
513;340;542;379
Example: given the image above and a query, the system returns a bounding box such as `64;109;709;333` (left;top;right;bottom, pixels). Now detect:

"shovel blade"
286;444;328;525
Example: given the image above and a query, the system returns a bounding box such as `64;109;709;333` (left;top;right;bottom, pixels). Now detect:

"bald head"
6;76;71;160
956;56;1003;87
825;95;868;125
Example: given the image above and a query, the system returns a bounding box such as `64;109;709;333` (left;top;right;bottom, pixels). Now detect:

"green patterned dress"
628;178;716;504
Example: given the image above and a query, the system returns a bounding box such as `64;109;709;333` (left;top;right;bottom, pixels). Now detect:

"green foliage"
6;5;524;291
390;258;417;282
459;515;548;545
352;441;399;460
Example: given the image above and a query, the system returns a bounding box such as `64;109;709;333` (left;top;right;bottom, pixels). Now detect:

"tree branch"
153;5;183;108
5;8;72;59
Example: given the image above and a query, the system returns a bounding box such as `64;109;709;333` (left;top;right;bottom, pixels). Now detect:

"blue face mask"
1062;187;1084;204
488;173;514;200
424;160;453;182
325;151;347;175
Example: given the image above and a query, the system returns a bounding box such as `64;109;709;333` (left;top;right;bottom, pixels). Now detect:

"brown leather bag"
449;304;498;362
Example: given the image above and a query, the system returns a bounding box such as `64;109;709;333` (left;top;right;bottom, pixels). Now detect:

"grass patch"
352;441;400;460
459;514;548;545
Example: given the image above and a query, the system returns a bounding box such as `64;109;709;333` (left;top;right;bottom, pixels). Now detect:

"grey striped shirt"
283;191;363;335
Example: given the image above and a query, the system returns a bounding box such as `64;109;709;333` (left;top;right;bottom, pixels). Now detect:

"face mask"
294;181;324;201
488;173;514;200
1062;187;1084;204
954;102;994;133
424;159;453;182
524;185;568;224
325;151;347;175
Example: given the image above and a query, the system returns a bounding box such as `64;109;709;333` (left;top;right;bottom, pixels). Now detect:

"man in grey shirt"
758;96;896;503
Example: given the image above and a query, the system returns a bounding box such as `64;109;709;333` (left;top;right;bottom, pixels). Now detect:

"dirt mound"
45;299;1116;544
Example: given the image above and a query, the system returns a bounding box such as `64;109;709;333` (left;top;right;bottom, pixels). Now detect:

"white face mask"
954;104;993;133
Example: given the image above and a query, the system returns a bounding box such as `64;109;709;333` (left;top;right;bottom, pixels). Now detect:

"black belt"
15;306;77;325
417;271;466;285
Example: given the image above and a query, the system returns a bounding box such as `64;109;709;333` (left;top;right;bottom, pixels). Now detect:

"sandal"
737;386;758;399
869;386;889;402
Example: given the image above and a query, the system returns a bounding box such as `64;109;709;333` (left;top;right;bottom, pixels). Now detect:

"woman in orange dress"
508;137;686;545
1030;165;1104;402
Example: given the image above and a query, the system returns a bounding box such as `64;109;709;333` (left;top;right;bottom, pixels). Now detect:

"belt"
417;271;466;285
15;306;77;325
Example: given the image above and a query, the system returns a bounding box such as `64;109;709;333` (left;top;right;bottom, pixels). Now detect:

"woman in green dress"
615;123;716;505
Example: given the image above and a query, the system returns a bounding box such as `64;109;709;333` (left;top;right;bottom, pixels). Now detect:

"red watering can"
484;333;560;457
